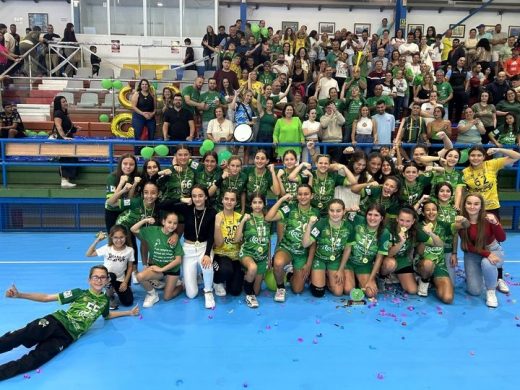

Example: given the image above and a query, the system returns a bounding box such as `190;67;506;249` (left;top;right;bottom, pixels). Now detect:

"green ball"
99;114;110;122
140;146;155;160
459;148;469;164
154;144;169;157
218;150;232;165
264;269;286;292
112;80;123;90
38;131;48;136
202;139;215;151
350;288;365;301
101;79;113;89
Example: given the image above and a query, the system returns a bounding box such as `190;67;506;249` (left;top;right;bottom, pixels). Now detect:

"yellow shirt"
294;37;307;54
230;63;241;79
462;157;507;210
214;211;242;259
441;37;453;61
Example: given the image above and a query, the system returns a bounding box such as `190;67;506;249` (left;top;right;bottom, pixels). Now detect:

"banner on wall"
111;40;120;53
171;41;180;54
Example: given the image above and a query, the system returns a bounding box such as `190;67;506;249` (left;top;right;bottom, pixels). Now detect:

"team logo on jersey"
281;205;290;213
63;290;73;298
38;318;50;327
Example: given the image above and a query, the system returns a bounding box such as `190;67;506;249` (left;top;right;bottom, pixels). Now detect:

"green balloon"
152;81;159;90
413;74;423;86
38;131;48;136
99;114;110;122
154;144;169;157
459;148;469;164
140;146;155;159
218;150;232;165
199;146;208;156
112;80;123;90
260;27;269;37
202;139;215;151
264;269;286;292
101;79;113;89
251;24;260;34
350;288;365;301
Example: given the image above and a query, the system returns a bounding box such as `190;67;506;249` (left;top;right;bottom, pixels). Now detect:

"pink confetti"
23;374;31;379
469;351;475;356
265;325;271;330
208;315;213;319
297;337;304;343
407;306;415;311
315;319;321;324
401;321;407;326
312;339;318;344
377;373;384;380
139;315;143;320
36;369;41;374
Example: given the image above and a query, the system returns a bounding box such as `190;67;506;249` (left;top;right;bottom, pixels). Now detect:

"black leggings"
109;272;134;306
0;315;74;381
213;255;244;296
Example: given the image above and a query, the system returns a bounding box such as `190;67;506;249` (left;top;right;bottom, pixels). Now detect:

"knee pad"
310;284;325;298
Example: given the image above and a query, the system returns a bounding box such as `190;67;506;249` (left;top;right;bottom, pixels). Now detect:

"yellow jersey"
462;157;507;210
214;211;242;259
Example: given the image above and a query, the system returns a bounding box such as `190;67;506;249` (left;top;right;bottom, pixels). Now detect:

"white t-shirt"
317;77;339;100
96;244;135;281
302;120;321;140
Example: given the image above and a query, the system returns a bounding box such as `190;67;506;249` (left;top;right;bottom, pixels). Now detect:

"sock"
276;282;285;289
244;280;254;295
498;268;503;279
421;278;429;283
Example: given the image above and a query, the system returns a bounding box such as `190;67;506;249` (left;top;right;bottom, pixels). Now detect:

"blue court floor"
1;233;520;389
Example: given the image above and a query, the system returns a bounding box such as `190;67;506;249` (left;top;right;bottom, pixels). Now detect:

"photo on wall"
407;24;424;35
281;21;299;34
319;22;336;35
449;24;466;38
28;13;48;32
354;23;371;36
509;26;520;38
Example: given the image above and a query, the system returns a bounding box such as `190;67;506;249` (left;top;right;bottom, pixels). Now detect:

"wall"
218;5;520;39
0;1;71;35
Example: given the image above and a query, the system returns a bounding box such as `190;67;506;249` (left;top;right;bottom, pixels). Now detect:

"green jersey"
239;214;271;260
318;98;345;111
366;95;394;110
258;71;276;86
436;203;458;224
388;223;433;258
346;214;391;265
343;77;368;98
115;198;158;229
161;163;197;201
217;171;248;211
400;174;432;206
492;124;518;145
344;98;365;128
311;171;349;211
360;186;401;218
310;218;355;262
138;226;184;269
278;203;320;255
400;116;427;143
278;168;308;198
434;81;453;106
195;165;222;201
431;168;464;192
200;91;227;122
181;85;202;114
422;220;455;255
244;166;273;198
105;173;135;211
52;288;109;340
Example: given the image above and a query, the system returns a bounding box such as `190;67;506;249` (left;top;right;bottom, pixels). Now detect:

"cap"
476;24;485;29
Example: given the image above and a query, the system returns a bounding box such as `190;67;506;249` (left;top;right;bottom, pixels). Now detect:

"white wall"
0;1;71;35
218;5;520;39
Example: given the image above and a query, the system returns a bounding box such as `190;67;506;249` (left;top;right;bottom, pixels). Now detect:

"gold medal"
362;257;369;264
330;255;336;261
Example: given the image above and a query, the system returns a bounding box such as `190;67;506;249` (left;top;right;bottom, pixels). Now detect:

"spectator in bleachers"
448;56;469;122
206;106;233;154
273;103;304;159
468;64;490;106
19;26;46;76
43;25;61;76
475;38;493;77
447;39;466;69
202;26;218;70
372;100;395;147
319;101;345;161
61;23;79;77
503;46;520;78
214;57;239;91
162;93;194;142
0;31;20;74
200;77;227;138
0;102;24;138
420;91;443;125
486;70;510;105
89;45;101;76
426;106;452;144
496;88;520;127
367;60;386;98
315;66;339;100
457;107;486;144
131;79;156;149
472;90;496;144
395;102;427;146
352;105;377;151
51;95;81;188
476;24;492;42
399;32;419;64
367;84;394;114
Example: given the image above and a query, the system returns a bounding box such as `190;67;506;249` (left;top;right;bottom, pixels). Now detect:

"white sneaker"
417;280;429;297
150;279;165;289
245;294;259;308
204;291;215;309
486;290;498;308
143;290;159;308
213;283;226;297
61;179;76;188
274;288;286;302
497;279;510;294
131;271;139;284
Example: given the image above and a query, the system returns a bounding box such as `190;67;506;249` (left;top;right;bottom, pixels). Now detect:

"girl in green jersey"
234;193;271;308
195;151;222;204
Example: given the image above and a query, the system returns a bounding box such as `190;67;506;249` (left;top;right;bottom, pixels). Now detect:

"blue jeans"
132;112;156;141
463;241;504;296
355;134;374;155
